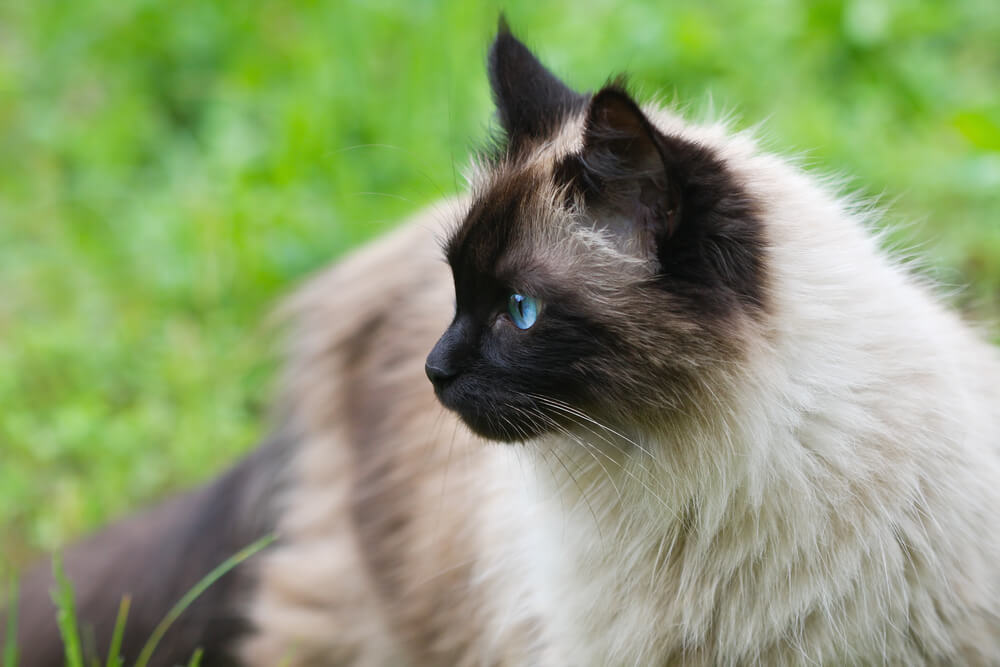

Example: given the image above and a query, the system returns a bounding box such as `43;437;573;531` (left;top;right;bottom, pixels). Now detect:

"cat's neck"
496;354;928;662
523;382;773;539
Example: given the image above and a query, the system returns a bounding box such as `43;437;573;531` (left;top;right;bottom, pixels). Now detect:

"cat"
243;22;1000;666
6;19;1000;667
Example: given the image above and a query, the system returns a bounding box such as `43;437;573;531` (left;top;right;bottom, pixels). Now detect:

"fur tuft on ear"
487;17;588;152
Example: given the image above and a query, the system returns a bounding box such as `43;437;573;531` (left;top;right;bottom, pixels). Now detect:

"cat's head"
426;21;768;442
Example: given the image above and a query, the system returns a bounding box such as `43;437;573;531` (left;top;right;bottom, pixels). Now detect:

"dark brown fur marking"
2;436;286;667
559;85;768;316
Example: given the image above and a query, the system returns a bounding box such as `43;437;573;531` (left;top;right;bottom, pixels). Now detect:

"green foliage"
52;556;84;667
1;0;998;568
105;596;130;667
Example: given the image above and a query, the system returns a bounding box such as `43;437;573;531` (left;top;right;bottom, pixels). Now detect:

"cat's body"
6;23;1000;667
243;127;1000;665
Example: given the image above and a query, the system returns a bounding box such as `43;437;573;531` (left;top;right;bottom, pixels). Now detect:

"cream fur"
241;103;1000;665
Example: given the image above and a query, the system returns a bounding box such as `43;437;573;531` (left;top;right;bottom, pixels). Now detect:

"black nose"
427;321;468;388
425;360;457;386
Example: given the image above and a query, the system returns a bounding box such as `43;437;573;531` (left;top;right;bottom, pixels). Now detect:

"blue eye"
507;294;539;330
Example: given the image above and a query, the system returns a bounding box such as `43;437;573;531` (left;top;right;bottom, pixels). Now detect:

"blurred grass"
0;0;998;571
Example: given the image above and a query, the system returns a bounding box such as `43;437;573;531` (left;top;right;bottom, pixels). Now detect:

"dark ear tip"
584;84;653;146
588;85;643;123
605;74;631;95
489;14;517;68
497;13;511;37
486;17;586;146
592;79;635;107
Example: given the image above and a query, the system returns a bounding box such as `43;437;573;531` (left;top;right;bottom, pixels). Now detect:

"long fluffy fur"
242;99;1000;664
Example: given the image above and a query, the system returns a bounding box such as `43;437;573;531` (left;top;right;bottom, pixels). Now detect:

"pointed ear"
488;17;587;150
568;86;680;260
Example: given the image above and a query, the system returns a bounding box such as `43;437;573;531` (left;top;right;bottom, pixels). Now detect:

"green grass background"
1;0;998;573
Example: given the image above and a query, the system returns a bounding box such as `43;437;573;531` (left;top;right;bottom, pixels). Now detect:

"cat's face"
426;23;767;443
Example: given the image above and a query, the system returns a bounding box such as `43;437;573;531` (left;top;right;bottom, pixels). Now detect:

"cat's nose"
426;323;469;388
425;360;457;386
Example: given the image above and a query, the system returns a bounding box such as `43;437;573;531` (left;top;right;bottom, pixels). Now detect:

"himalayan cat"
7;20;1000;667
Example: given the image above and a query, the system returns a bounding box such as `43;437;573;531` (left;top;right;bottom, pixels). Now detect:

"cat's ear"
488;17;587;150
565;86;680;262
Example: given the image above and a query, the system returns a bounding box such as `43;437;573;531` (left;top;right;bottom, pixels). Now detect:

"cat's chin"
431;376;556;442
435;391;548;442
456;412;543;443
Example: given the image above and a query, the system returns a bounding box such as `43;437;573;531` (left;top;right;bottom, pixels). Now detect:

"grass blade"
186;647;204;667
133;534;274;667
51;554;85;667
104;595;130;667
3;575;18;667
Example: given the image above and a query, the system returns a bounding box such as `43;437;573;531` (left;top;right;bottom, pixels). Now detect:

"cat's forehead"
446;165;566;284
